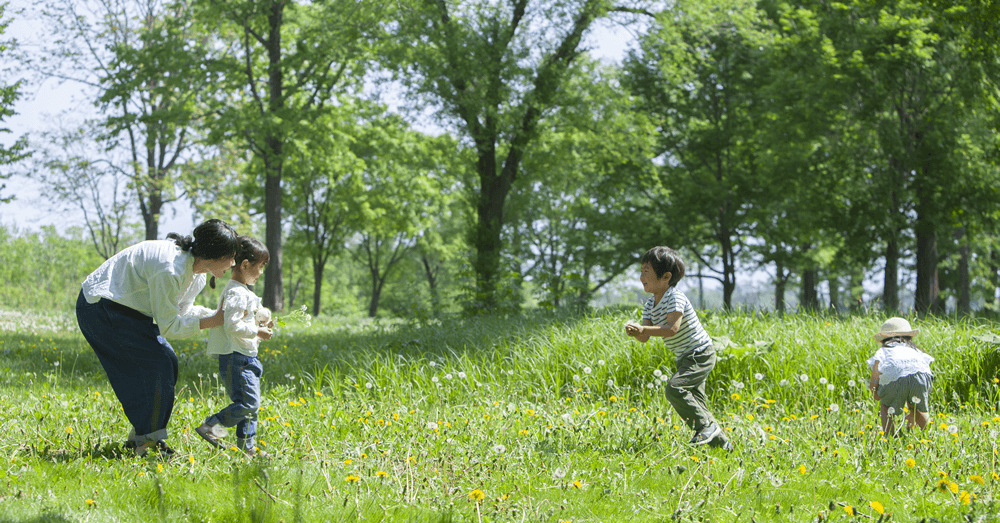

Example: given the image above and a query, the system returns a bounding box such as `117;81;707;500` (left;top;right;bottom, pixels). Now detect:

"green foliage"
0;1;29;203
1;309;999;520
0;225;103;311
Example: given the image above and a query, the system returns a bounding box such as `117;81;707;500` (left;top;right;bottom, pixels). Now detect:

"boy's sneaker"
196;423;229;450
689;423;722;446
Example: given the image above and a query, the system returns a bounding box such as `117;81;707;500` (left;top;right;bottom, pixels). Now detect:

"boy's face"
640;263;671;294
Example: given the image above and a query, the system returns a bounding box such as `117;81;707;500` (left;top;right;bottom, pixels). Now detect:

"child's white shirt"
206;279;262;357
642;287;713;358
866;341;934;386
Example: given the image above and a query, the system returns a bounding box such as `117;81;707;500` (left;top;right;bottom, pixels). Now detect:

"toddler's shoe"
196;423;229;450
689;423;722;446
243;447;269;458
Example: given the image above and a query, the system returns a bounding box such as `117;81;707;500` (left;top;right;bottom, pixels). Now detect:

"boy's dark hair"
167;219;240;289
640;246;685;287
235;236;270;269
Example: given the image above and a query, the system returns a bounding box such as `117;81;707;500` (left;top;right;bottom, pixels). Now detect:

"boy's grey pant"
665;348;718;432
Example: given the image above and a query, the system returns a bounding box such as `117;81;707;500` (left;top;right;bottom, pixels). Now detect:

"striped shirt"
642;287;712;358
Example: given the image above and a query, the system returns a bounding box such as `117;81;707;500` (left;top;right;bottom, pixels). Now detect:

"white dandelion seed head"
427;422;439;430
646;382;655;389
573;374;580;381
508;370;515;376
444;373;453;380
800;374;809;382
457;371;467;379
848;380;857;387
553;467;567;479
53;361;59;367
213;373;219;379
736;381;745;390
659;375;668;382
445;438;456;445
948;425;958;434
583;367;592;375
561;413;573;423
653;369;663;378
754;373;764;381
366;382;373;389
506;403;516;413
827;384;835;392
780;379;789;387
829;403;840;412
887;407;896;415
321;344;328;350
911;396;921;404
431;376;439;383
428;361;436;367
606;379;615;387
598;359;606;366
819;377;828;385
492;444;506;453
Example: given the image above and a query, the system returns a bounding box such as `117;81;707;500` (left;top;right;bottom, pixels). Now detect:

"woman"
76;219;239;457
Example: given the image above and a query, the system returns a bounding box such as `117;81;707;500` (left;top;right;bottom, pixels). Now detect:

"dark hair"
882;336;923;352
235;236;269;270
167;219;239;289
640;246;685;287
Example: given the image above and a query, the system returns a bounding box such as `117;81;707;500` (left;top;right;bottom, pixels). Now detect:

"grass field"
0;307;998;522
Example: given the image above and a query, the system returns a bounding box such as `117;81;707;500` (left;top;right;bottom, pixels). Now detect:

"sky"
0;4;645;236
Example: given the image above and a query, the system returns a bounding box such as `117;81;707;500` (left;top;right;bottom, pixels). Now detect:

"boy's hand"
257;327;273;340
625;322;645;339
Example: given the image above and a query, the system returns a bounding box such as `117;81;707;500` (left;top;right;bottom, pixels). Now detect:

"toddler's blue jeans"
75;290;176;444
205;352;262;451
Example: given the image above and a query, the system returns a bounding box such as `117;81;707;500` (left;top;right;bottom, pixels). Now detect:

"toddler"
867;317;933;435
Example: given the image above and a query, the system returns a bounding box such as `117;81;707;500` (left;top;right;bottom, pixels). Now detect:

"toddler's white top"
81;240;215;339
866;340;934;385
207;279;262;357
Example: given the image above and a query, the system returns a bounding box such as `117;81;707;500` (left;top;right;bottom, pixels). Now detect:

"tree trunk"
421;255;440;316
914;217;938;315
262;0;285;312
774;260;786;316
849;271;864;312
312;257;325;318
827;275;840;312
955;227;970;315
884;237;900;313
801;268;818;311
368;268;383;318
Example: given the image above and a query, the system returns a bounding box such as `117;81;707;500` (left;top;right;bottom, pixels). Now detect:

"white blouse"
206;279;262;357
81;240;215;339
867;341;934;385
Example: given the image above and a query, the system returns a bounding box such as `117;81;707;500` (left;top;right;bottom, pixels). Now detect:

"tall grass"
0;306;997;521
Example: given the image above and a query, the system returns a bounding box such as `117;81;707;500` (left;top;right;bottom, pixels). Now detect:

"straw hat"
873;317;919;342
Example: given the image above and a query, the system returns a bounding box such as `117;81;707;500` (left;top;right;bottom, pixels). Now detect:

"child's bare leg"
879;404;895;435
913;409;929;431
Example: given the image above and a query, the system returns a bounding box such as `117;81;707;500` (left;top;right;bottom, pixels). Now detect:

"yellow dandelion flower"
731;393;740;400
85;499;95;506
798;465;806;475
905;458;916;468
65;426;73;435
939;422;949;430
843;505;854;516
343;459;352;465
230;446;241;452
189;456;195;465
156;463;164;473
525;409;535;416
609;396;618;402
938;471;948;478
345;475;359;483
376;471;388;478
573;480;583;489
809;414;819;420
948;481;959;494
959;490;972;505
745;414;754;421
869;501;884;515
407;456;416;463
971;474;985;485
468;489;485;502
936;479;950;492
992;472;1000;481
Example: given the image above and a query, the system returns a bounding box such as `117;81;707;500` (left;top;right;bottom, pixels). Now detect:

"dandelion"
948;481;959;494
905;458;916;468
376;471;388;478
85;499;95;507
948;425;958;434
343;459;353;465
800;374;809;382
444;373;453;380
646;383;654;389
427;422;438;431
959;490;972;505
659;374;668;382
912;396;921;404
65;426;72;435
553;467;567;479
887;407;895;415
468;489;485;502
457;371;467;379
819;377;828;385
429;361;436;367
492;444;506;453
843;506;854;516
798;465;806;475
779;379;789;387
829;403;840;413
754;373;764;381
583;367;592;375
156;463;164;473
848;379;856;387
609;395;618;402
365;382;373;389
572;480;583;489
431;376;439;383
869;501;884;515
189;456;195;465
653;369;663;378
606;379;615;387
731;393;741;400
971;474;985;485
345;475;359;483
827;384;835;392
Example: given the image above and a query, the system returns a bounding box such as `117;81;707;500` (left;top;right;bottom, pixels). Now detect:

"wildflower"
525;408;535;416
829;403;840;413
971;474;985;485
653;369;663;378
800;374;809;382
85;499;95;506
779;379;789;387
492;444;506;453
376;471;388;478
189;456;195;465
429;361;436;367
731;393;741;400
754;373;764;381
444;373;452;380
905;458;916;469
819;377;828;385
606;379;614;387
843;506;854;516
869;501;884;515
746;414;754;421
959;490;972;505
939;422;949;431
798;465;806;475
468;489;485;502
346;475;359;483
827;384;835;391
431;376;439;383
65;426;72;435
848;379;856;387
572;480;583;489
583;367;592;375
457;371;467;379
343;459;353;465
609;395;618;402
948;425;958;434
156;463;164;473
427;422;439;430
887;407;895;415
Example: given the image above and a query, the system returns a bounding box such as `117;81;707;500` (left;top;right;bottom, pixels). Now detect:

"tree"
389;0;654;310
196;0;385;311
0;1;29;202
32;0;217;241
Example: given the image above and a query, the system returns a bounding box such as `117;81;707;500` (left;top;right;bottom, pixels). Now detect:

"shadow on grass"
0;514;74;523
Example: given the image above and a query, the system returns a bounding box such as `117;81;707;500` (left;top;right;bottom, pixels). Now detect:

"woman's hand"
199;306;226;330
257;327;273;340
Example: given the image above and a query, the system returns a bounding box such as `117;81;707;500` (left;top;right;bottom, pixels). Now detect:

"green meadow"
0;307;998;522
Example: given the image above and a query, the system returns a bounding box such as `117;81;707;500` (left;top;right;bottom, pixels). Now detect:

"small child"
625;246;729;450
197;236;273;456
867;317;933;435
